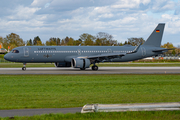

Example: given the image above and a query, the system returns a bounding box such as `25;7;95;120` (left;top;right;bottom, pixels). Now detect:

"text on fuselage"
38;48;56;50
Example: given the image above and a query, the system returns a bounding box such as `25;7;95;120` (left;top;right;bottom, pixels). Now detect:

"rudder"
143;23;165;47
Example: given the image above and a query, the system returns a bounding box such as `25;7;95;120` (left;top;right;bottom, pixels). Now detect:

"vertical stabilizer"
143;23;165;47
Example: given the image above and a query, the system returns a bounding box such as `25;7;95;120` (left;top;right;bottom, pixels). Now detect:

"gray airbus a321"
4;23;172;71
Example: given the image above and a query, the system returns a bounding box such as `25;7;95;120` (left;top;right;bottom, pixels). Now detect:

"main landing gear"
80;65;98;71
22;63;26;71
92;65;98;71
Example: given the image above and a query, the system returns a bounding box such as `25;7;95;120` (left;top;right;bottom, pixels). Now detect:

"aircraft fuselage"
4;45;161;63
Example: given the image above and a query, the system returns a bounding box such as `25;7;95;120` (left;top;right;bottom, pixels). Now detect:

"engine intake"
72;58;90;68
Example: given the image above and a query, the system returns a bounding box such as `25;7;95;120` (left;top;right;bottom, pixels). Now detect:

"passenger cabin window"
12;50;19;53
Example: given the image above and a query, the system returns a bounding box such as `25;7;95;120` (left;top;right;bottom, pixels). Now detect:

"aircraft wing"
85;42;142;60
87;52;126;59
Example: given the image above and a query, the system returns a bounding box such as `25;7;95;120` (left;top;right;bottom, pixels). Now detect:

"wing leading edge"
83;42;142;60
87;52;126;59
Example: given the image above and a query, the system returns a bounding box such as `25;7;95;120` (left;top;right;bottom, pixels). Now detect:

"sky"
0;0;180;46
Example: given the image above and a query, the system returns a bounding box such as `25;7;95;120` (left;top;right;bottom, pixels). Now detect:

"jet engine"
54;62;71;67
72;58;90;69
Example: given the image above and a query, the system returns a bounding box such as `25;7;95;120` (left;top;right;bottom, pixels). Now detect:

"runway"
0;67;180;74
0;108;82;117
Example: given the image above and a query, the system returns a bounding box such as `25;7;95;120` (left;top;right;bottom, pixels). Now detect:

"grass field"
1;111;180;120
0;63;55;68
0;74;180;110
0;74;180;119
98;62;180;67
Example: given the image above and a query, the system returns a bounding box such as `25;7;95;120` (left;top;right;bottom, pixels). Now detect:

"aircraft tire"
22;67;26;71
92;65;98;71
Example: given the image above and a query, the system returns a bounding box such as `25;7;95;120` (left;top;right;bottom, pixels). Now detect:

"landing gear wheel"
22;67;26;71
92;65;98;71
22;63;26;71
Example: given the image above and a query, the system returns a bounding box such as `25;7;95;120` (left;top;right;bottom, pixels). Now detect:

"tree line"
0;32;179;55
26;32;124;46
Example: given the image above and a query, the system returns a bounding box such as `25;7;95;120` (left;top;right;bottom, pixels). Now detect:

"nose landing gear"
22;63;26;71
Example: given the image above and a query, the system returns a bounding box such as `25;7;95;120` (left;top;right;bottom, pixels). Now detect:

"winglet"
128;42;142;54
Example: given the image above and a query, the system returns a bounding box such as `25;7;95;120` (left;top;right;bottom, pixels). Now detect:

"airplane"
4;23;172;71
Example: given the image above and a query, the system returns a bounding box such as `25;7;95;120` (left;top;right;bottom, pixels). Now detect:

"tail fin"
143;23;165;47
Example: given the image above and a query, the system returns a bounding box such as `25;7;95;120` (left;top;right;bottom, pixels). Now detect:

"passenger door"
24;47;29;57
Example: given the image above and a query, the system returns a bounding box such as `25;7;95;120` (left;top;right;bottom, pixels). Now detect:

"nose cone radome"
4;54;9;61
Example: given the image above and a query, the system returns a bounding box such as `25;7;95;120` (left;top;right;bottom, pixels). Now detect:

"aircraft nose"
4;54;9;61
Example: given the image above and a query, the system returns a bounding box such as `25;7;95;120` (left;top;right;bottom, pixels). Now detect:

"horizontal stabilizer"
152;48;175;52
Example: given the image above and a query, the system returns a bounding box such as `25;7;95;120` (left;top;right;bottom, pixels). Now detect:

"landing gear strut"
92;65;98;71
80;68;86;70
22;63;26;71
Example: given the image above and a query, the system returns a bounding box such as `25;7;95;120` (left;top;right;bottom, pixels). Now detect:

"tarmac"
0;67;180;74
0;108;82;117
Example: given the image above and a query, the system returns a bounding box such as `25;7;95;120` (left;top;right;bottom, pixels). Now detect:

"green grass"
0;75;180;110
0;63;55;68
97;63;180;67
1;111;180;120
0;55;4;59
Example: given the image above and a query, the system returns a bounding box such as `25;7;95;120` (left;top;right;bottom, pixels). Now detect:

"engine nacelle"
72;58;90;68
54;62;71;67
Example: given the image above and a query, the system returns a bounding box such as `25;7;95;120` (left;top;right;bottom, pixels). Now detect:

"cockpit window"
12;50;19;53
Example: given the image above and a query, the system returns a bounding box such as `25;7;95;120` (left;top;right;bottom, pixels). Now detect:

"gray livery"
4;23;170;71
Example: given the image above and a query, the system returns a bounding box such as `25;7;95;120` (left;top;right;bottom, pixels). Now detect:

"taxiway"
0;108;82;117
